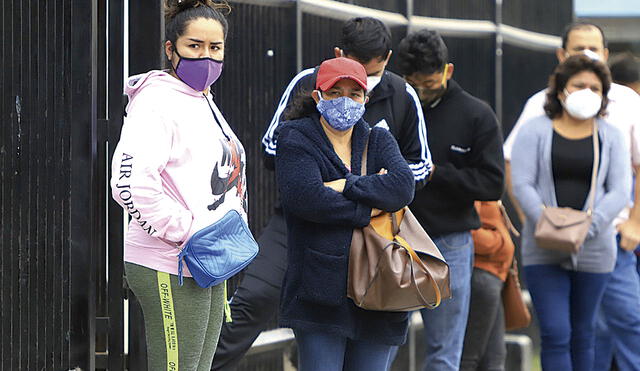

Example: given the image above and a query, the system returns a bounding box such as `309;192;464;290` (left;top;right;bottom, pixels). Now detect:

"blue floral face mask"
316;94;366;131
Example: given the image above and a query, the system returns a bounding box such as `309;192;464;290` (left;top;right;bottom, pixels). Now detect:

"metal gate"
1;0;112;369
1;0;571;370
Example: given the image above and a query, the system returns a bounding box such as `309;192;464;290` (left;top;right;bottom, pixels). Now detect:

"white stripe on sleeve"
406;83;433;181
262;68;316;155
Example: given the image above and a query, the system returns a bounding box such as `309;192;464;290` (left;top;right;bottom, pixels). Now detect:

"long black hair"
282;90;318;121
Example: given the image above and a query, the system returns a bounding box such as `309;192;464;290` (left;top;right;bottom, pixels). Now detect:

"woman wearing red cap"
274;57;415;370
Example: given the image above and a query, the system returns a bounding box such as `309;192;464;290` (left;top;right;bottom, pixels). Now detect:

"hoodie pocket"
300;248;346;307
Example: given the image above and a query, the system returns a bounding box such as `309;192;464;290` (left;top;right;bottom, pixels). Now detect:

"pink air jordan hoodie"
111;70;248;276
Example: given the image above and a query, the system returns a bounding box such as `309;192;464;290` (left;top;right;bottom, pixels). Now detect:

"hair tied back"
165;0;231;21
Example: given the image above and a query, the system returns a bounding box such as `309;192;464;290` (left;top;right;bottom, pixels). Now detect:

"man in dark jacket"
212;17;433;370
396;29;504;371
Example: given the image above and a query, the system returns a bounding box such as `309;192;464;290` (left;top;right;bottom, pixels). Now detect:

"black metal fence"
1;0;106;370
0;0;571;370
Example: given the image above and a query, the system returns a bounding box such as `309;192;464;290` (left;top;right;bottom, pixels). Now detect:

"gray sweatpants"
125;262;225;371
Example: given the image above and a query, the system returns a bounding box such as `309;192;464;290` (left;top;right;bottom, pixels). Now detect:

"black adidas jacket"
410;80;505;238
262;67;433;189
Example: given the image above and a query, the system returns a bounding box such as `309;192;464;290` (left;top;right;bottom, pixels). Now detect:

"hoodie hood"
124;70;205;112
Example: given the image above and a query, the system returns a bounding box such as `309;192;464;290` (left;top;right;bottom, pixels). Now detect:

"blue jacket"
512;116;631;273
275;114;415;345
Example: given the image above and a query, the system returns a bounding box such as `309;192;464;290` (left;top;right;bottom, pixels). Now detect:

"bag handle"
362;241;442;309
403;242;442;308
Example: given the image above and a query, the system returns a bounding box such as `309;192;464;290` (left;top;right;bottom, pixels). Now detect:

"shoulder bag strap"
360;134;369;176
361;132;402;234
361;132;402;235
498;200;520;237
587;122;600;214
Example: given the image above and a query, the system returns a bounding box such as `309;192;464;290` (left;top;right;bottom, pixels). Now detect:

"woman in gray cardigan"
511;55;631;371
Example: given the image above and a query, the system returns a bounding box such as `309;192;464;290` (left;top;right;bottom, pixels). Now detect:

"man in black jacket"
211;17;433;370
396;29;504;371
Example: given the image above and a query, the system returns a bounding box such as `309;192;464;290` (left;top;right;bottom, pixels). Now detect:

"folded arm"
275;129;371;227
342;129;415;212
472;226;504;256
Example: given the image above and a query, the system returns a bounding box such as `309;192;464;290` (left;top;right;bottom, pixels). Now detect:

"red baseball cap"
316;57;368;91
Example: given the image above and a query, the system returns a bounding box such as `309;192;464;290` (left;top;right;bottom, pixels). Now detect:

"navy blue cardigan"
275;114;415;345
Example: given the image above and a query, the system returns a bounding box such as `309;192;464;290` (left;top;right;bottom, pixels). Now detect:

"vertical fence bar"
296;0;303;72
122;1;163;369
107;0;126;369
128;0;163;75
404;3;417;369
68;0;98;368
495;0;504;126
95;0;109;364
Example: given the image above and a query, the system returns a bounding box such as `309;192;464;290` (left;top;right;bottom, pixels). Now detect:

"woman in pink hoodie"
110;1;244;369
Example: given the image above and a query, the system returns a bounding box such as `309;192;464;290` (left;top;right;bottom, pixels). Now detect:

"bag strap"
510;256;519;274
360;134;369;176
498;200;520;237
362;133;403;235
586;122;599;214
391;213;400;235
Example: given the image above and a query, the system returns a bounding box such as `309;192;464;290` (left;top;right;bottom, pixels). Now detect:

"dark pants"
211;213;288;371
524;264;610;371
294;329;392;371
460;268;506;371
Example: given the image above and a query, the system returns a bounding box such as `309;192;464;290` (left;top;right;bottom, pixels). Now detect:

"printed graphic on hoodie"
209;138;247;212
114;152;157;236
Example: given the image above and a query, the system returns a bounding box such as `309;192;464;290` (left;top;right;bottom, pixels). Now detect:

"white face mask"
366;75;382;94
562;88;602;120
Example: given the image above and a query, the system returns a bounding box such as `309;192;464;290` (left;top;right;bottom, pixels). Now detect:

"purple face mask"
173;49;223;91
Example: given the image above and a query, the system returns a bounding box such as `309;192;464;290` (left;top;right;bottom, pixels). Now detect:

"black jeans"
211;212;288;371
460;268;506;371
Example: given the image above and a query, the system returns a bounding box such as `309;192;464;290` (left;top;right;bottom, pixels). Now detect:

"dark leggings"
460;268;506;371
125;262;225;371
524;264;610;371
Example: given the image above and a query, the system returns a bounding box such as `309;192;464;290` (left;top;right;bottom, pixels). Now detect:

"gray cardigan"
512;115;631;273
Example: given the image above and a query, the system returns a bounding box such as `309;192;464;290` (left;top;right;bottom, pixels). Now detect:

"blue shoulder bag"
178;209;259;288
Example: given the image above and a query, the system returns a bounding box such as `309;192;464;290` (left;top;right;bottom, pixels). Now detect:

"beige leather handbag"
347;139;451;311
534;123;599;253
